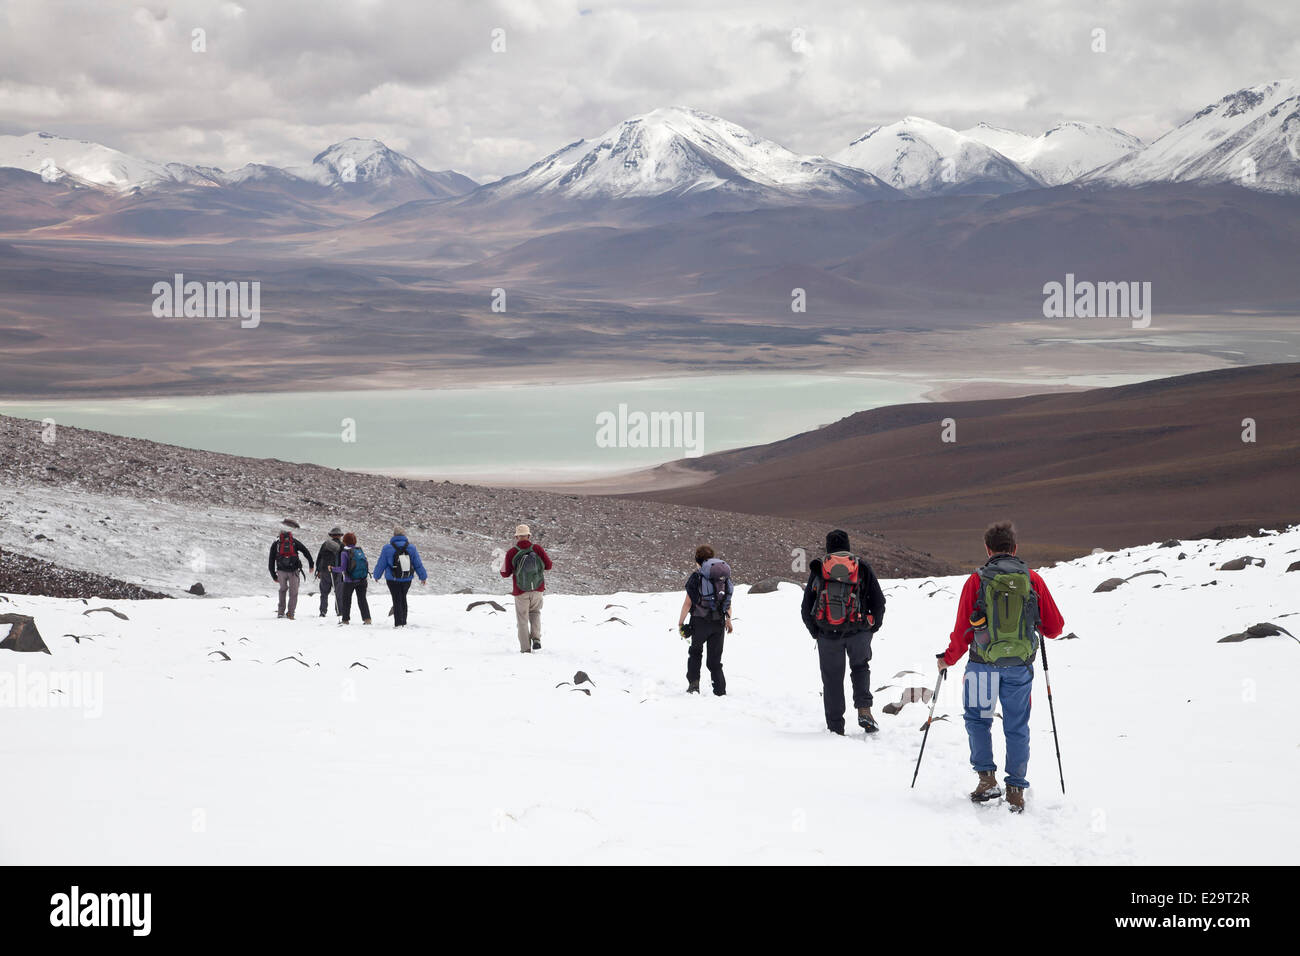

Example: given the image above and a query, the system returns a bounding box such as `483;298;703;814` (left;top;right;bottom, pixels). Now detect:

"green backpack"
970;555;1040;665
512;546;545;592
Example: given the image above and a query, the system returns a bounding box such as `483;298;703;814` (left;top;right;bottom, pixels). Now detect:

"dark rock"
0;614;51;654
397;481;407;489
281;518;300;528
34;533;49;541
454;587;475;594
466;600;506;612
83;607;129;621
1093;577;1127;593
1059;632;1080;640
1178;553;1187;560
1158;539;1180;548
748;577;783;594
188;582;206;595
573;670;595;686
1218;622;1298;644
1287;561;1300;573
1219;556;1265;571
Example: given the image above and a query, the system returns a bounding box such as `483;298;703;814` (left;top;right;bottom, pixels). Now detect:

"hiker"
676;545;733;695
315;526;344;618
936;520;1065;813
372;528;427;627
335;532;372;625
501;524;552;653
800;529;886;735
268;528;314;620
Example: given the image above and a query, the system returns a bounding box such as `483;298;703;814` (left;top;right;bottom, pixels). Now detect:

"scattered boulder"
573;670;594;687
1094;577;1127;593
397;481;407;489
1158;539;1180;548
748;578;783;594
1059;632;1080;640
281;518;300;528
881;686;933;715
188;582;205;596
454;587;474;594
207;650;231;661
466;600;506;613
1178;553;1187;560
1219;556;1265;571
1218;622;1298;644
601;616;630;626
0;614;51;654
1287;561;1300;573
83;607;129;620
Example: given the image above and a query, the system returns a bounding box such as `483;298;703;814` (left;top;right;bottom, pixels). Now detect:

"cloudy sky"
2;0;1297;182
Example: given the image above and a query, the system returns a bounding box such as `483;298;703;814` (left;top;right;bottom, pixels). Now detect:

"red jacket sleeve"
1031;571;1065;639
500;546;517;578
533;544;553;570
942;574;981;666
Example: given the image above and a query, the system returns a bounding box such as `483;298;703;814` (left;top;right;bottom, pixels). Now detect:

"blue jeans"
963;660;1034;789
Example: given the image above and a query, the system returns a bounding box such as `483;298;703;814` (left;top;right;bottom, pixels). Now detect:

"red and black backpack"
275;532;299;572
815;552;864;629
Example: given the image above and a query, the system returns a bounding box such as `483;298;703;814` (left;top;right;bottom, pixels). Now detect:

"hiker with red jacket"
936;521;1065;813
268;529;314;620
801;529;886;735
501;524;552;653
676;544;734;695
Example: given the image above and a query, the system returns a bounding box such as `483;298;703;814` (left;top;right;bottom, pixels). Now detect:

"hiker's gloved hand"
936;653;948;673
678;623;693;640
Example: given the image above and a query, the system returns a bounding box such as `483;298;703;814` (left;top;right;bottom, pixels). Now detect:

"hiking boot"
286;613;295;621
687;681;700;694
970;771;1002;803
857;707;879;733
277;612;285;619
531;638;541;651
362;619;372;625
1006;785;1025;813
828;726;845;736
319;611;327;618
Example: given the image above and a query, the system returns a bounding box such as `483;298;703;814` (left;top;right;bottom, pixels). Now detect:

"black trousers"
386;578;412;626
318;573;340;616
340;580;371;623
687;618;726;694
817;631;873;731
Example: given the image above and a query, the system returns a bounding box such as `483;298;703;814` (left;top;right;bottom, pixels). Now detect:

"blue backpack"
347;547;369;581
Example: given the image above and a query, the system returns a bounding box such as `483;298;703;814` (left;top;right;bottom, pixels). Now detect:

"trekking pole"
1038;636;1066;794
910;665;946;789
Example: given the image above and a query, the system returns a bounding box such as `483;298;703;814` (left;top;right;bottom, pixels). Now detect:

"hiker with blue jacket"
334;532;372;626
677;544;733;695
372;528;427;627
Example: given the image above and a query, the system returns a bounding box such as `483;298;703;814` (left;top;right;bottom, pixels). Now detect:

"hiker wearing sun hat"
501;524;553;653
315;526;345;618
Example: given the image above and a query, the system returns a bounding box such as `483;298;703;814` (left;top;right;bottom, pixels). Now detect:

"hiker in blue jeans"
937;521;1064;812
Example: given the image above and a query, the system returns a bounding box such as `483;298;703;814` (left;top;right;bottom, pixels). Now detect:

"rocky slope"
0;415;954;598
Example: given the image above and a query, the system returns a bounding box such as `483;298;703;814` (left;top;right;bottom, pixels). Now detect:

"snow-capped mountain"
1081;79;1300;193
962;121;1143;186
296;138;477;198
832;117;1041;195
0;132;192;190
476;107;895;204
0;132;476;199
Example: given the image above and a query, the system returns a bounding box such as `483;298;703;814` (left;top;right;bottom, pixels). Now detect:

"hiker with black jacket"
501;524;552;653
676;545;733;695
269;529;314;620
801;529;886;734
314;526;344;618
